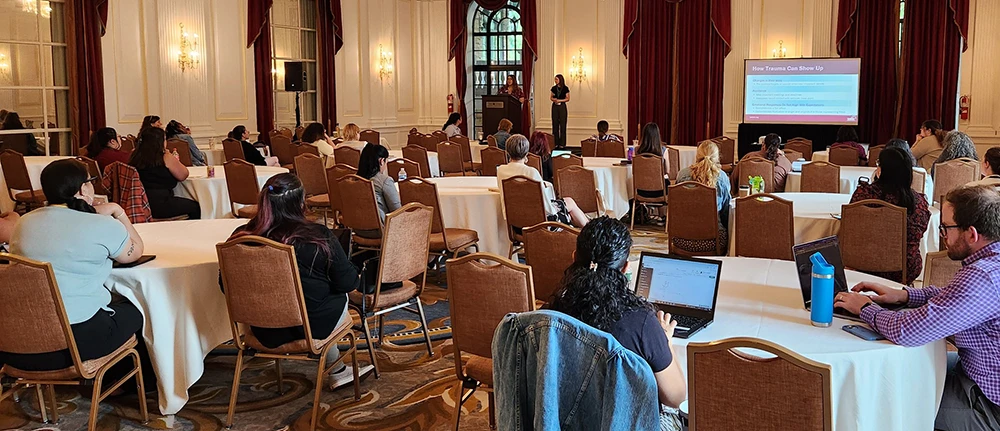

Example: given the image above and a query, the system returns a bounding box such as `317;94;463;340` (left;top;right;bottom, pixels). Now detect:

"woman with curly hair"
932;130;979;175
731;132;792;192
549;216;686;430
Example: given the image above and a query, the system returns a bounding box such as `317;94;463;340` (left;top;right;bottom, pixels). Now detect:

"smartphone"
842;324;885;341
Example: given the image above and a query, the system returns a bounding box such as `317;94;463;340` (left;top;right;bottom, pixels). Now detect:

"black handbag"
357;255;403;295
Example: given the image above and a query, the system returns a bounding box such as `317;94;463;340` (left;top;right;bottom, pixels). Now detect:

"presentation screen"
743;58;861;125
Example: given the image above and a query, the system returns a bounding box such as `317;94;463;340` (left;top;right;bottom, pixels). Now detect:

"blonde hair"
689;140;721;188
498;118;513;132
343;123;361;141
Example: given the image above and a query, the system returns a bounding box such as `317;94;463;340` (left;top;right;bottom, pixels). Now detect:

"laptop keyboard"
672;314;702;329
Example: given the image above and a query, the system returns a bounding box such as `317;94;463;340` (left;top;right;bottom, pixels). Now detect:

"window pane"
44;89;69;128
273;60;286;90
272;0;298;27
273;28;300;59
0;88;44;126
43;45;67;87
274;91;295;125
0;0;40;42
4;43;43;87
300;0;316;29
300;30;316;60
47;131;71;156
301;92;316;122
305;61;316;91
40;1;65;43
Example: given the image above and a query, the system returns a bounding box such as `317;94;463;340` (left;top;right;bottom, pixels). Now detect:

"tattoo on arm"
126;242;135;257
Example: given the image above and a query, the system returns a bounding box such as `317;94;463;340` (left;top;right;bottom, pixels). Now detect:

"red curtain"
449;0;471;136
624;0;677;144
68;0;109;152
896;0;969;138
248;0;275;144
317;0;344;132
520;0;536;134
836;0;900;146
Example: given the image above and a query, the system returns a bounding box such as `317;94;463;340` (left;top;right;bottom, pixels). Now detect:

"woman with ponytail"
678;140;731;228
4;159;148;373
550;216;687;426
732;133;792;192
911;119;947;170
224;174;368;384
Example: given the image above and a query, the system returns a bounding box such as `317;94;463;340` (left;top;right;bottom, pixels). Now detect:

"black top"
551;85;570;101
241;140;268;166
608;309;673;373
136;165;178;194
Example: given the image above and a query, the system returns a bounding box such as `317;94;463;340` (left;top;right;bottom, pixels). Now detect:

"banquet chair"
922;251;962;288
360;129;380;147
666;146;681;181
480;147;508;177
119;135;136;153
522;222;579;303
295;126;305;141
526;153;543;176
223;160;261;218
828;147;859;166
77;156;111;197
102;162;154;223
737;157;776;193
596;140;626;158
278;127;294;139
542;132;555;151
555;165;603;216
166;138;194;166
551;153;583;190
580;139;597;157
268;129;283;141
668;181;724;257
270;135;296;170
222;138;244;162
687;337;832;431
785;139;813;161
501;175;549;258
840;199;908;284
800;161;841;193
0;149;45;212
387;158;422;179
338;175;384;253
432;130;449;142
421;134;442;153
734;194;794;260
333;138;345;147
446;253;535;431
715;137;736;174
438;142;476;176
934;158;980;206
348;203;435;367
450;135;478;172
297;144;320;157
407;131;422;147
403;145;433;178
334;146;362;169
630;153;668;230
487;135;498;148
0;254;149;430
783;150;803;162
867;145;885;167
912;169;927;194
398;177;480;259
216;236;362;431
326;164;357;226
294;154;332;222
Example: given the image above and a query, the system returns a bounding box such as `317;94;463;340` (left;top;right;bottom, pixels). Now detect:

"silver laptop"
635;252;723;338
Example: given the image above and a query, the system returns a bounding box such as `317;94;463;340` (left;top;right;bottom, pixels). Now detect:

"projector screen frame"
742;57;862;126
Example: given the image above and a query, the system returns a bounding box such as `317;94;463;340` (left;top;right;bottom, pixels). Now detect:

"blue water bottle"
809;252;834;327
627;146;635;162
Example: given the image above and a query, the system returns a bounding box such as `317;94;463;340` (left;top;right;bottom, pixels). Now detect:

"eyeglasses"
939;224;963;237
85;175;100;183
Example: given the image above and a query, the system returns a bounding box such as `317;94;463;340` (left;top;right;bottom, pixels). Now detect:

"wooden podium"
482;94;522;138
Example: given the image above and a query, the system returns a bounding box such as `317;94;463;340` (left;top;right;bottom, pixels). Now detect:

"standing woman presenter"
550;74;570;149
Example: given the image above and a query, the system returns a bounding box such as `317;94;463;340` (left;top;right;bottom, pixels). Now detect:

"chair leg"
89;367;107;430
488;391;496;430
47;384;58;424
630;201;637;230
132;350;149;424
35;384;48;424
415;299;434;357
347;332;361;400
274;359;284;395
225;349;246;429
311;347;334;431
452;382;465;431
361;317;381;379
377;315;385;348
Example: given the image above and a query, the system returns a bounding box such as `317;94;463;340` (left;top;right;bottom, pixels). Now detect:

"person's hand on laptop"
852;281;909;305
834;291;872;315
657;310;678;345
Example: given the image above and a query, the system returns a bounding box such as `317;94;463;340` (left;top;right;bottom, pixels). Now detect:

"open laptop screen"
636;254;721;312
792;236;850;307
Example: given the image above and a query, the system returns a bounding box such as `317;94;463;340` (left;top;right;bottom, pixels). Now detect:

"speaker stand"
294;91;302;128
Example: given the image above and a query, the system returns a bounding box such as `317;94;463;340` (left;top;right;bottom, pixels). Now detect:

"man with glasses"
835;185;1000;431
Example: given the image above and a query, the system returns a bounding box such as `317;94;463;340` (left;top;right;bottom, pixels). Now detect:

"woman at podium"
498;75;526;103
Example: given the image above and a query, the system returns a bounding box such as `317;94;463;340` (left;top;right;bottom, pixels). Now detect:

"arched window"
470;1;523;139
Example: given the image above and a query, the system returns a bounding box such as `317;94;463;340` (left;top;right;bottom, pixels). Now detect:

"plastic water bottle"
171;148;180;161
398;167;407;182
627;146;635;161
809;252;835;327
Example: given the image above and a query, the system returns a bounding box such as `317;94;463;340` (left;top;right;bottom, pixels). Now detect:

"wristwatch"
859;301;876;314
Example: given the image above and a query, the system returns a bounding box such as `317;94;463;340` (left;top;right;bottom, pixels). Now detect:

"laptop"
635;252;723;339
792;236;902;322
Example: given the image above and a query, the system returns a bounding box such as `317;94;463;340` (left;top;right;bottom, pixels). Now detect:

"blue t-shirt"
11;206;129;324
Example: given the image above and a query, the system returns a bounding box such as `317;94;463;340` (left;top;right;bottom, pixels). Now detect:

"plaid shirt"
102;162;152;224
861;241;1000;404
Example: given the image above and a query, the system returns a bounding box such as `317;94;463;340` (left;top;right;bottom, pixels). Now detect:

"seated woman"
228;125;269;166
635;122;670;198
225;173;367;384
731;133;792;192
166;120;207;166
338;123;368;151
138;114;163;135
493;119;513;150
676;140;731;252
0;112;43;155
85;127;130;171
849;147;930;285
443;113;463;138
911;120;946;171
831;125;867;166
932;130;979;175
969;147;1000;188
549;216;686;430
129;127;201;219
301;122;335;167
497;134;589;228
3;159;148;374
357;144;400;223
590;120;621;143
529;131;555;182
0;211;18;245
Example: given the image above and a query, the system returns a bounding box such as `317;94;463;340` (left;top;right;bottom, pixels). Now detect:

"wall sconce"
772;40;787;58
569;47;587;83
377;44;393;82
0;53;10;80
177;23;200;72
21;1;53;18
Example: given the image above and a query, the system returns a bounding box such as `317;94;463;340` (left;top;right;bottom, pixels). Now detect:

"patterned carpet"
0;226;671;431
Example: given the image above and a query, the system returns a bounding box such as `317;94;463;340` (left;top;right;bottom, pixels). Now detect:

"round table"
0;155;70;213
627;256;946;430
107;218;246;415
581;157;633;218
665;145;698;172
388;149;440;177
174;166;288;219
420;176;509;256
202;148;225;166
726;193;941;278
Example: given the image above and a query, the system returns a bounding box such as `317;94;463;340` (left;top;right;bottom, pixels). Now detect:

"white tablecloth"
107;219;246;415
388;150;440;177
203;149;225;166
174;166;288;219
626;256;946;431
727;193;941;278
421;176;509;256
665;145;698;172
0;155;69;213
471;143;488;163
581;157;633;218
786;166;876;194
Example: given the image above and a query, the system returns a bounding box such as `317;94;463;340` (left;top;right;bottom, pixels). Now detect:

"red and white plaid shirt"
102;162;152;224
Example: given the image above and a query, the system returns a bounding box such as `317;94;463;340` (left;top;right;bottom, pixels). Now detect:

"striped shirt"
861;241;1000;405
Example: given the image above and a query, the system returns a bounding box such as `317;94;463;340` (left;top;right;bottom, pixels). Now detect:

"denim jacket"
492;310;660;431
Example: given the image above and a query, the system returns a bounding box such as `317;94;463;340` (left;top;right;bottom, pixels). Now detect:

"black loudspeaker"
284;62;307;92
